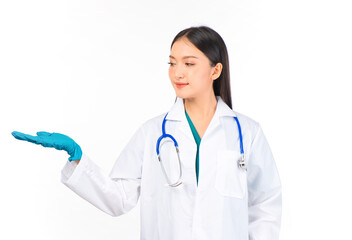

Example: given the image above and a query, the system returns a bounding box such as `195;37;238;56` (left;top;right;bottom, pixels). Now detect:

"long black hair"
170;25;233;109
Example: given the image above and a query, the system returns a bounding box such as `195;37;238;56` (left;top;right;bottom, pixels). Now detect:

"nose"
175;66;184;79
175;71;184;79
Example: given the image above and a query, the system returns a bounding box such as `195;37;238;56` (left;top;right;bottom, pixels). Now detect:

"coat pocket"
214;150;247;199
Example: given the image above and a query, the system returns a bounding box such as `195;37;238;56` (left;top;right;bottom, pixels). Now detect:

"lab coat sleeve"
247;124;282;240
60;125;146;217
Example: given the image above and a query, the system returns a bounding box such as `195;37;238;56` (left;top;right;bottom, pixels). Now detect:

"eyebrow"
169;55;198;60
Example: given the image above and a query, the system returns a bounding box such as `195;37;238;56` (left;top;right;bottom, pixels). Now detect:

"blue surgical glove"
11;131;82;161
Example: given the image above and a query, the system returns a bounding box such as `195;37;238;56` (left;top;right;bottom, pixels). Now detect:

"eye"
185;63;194;66
167;62;175;66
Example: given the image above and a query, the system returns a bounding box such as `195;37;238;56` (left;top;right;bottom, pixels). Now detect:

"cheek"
168;67;174;78
193;69;211;85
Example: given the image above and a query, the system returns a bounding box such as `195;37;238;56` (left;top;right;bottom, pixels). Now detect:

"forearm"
61;153;141;217
248;186;282;239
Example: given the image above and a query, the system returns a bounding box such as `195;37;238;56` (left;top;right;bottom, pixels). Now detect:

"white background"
1;0;351;239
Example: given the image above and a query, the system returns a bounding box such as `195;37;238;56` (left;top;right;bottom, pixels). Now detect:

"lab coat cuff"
61;152;90;186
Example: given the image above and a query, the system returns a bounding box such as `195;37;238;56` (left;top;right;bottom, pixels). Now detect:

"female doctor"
12;26;282;240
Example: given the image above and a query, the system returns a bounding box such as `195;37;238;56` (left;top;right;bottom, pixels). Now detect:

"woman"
12;26;282;240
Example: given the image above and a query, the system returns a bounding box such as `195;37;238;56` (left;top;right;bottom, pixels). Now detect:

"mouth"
175;82;189;89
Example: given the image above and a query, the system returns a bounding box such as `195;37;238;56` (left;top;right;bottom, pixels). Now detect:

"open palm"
11;131;82;161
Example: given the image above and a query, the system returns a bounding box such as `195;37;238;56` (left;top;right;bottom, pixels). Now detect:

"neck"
183;93;218;120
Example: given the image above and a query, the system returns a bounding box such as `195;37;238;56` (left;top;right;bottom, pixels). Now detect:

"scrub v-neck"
185;109;201;186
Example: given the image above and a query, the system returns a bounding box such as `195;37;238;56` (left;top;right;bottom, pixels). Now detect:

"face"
168;37;222;100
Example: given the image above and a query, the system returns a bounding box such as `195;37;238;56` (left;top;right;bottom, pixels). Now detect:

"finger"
11;131;42;144
12;131;33;140
11;131;22;139
36;131;52;137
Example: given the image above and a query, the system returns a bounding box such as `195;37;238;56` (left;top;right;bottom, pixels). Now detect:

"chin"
175;92;189;99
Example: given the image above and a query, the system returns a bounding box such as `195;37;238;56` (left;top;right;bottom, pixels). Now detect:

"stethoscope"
156;112;246;187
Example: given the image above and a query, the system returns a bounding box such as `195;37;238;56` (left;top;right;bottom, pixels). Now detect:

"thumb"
36;131;52;137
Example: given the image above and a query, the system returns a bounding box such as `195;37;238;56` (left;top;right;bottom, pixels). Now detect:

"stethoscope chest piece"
237;154;247;171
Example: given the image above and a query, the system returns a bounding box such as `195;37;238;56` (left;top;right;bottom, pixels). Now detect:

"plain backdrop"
1;0;351;239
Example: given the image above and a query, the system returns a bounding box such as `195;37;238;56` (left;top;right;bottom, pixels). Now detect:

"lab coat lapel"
165;97;194;141
203;96;237;139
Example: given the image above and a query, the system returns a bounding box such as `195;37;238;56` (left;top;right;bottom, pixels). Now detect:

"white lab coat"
61;96;282;240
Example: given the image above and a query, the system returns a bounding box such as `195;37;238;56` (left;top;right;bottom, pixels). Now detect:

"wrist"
68;143;82;161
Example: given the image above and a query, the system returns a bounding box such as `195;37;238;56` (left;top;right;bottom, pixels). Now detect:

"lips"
175;82;189;89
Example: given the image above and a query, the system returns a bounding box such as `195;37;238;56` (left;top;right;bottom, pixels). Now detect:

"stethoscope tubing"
156;112;246;187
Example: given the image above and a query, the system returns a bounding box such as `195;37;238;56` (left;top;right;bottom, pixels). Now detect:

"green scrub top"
185;110;201;186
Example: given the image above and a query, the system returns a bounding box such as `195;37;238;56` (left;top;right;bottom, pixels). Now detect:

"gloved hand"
11;131;82;161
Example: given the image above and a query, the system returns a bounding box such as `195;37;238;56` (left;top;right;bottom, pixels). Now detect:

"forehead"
170;37;205;59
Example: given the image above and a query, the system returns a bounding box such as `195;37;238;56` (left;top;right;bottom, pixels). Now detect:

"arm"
61;154;141;217
11;129;140;216
247;124;282;240
61;125;146;217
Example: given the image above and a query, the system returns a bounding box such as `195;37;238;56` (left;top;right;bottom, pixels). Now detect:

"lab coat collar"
165;95;236;122
165;96;236;141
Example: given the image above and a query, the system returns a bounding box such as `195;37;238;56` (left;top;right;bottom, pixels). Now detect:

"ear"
211;63;223;81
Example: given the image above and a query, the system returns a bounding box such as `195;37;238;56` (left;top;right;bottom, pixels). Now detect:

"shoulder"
138;112;168;133
232;110;262;143
233;110;259;130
